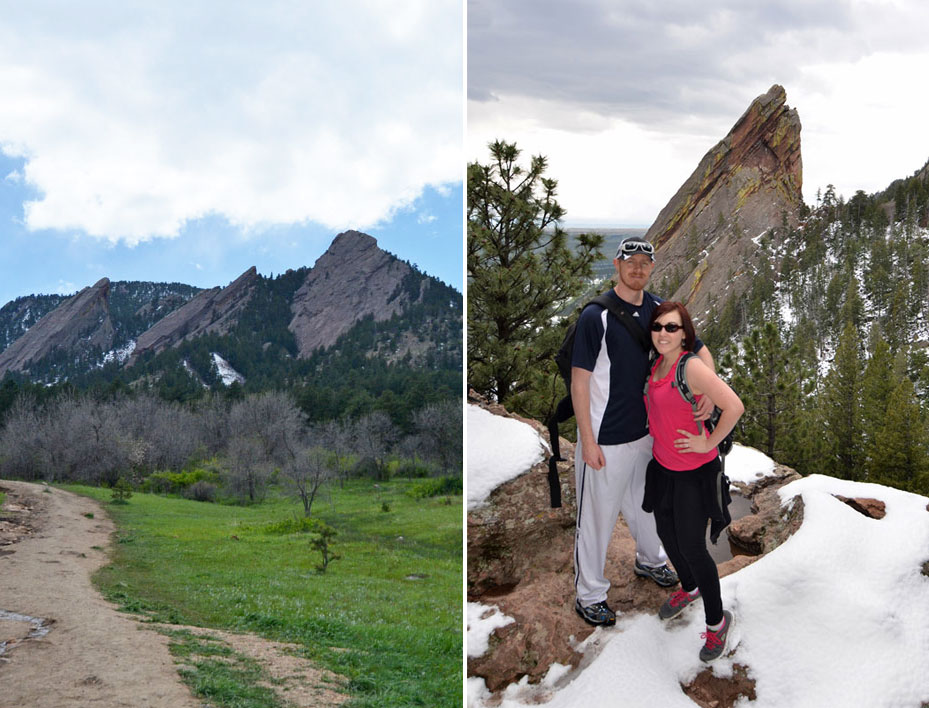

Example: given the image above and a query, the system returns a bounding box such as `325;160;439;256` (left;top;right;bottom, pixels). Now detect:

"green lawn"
66;480;463;707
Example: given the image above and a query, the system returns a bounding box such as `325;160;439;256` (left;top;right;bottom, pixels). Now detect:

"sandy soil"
0;480;346;708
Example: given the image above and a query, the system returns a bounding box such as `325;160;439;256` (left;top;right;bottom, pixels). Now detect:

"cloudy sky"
468;0;929;227
0;1;463;306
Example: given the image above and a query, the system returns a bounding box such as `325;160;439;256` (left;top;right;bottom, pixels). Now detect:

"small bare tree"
228;391;305;469
352;411;397;479
318;419;353;487
413;399;462;477
282;445;334;516
224;436;269;503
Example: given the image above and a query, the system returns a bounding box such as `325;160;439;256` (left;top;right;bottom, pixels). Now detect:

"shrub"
351;456;383;479
184;481;217;503
392;460;431;478
144;467;220;495
111;478;133;503
310;522;340;573
406;476;462;499
259;516;321;535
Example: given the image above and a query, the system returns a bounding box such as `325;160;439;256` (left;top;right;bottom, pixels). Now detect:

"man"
571;236;714;627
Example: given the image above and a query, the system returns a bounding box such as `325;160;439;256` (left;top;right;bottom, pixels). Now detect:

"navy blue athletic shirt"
571;289;703;446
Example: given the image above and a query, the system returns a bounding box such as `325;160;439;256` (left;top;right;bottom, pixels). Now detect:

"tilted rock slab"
128;267;259;364
0;278;115;377
646;84;803;325
288;230;417;357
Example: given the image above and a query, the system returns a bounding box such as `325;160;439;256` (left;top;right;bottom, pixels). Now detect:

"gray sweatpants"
574;433;667;606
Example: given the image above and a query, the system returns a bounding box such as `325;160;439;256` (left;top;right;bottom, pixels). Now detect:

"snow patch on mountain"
211;352;245;386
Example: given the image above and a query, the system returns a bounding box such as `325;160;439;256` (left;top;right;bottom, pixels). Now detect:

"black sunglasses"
650;322;682;333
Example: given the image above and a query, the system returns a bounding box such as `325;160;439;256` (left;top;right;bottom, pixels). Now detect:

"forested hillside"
703;160;929;493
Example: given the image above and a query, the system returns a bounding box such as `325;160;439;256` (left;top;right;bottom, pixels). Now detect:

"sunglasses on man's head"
650;322;682;333
619;240;655;256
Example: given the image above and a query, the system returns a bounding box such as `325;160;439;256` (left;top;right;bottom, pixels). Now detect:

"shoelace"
669;590;691;607
701;621;726;649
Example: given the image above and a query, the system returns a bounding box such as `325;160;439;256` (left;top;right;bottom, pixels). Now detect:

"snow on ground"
100;339;136;366
211;352;245;386
723;444;775;486
467;404;547;510
468;603;515;658
468;410;929;708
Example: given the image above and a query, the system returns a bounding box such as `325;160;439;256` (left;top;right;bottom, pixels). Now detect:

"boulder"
834;496;886;519
727;465;804;556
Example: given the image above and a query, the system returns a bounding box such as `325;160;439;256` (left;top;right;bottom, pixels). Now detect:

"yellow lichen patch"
686;259;708;305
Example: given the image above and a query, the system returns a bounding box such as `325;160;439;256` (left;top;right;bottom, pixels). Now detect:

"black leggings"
651;458;723;626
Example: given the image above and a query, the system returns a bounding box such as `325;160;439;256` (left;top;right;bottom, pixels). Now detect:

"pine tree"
727;320;801;461
467;140;603;405
860;327;895;480
871;376;929;493
884;281;910;355
822;321;864;480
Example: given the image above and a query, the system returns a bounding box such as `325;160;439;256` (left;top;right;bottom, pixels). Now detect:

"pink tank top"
645;352;718;471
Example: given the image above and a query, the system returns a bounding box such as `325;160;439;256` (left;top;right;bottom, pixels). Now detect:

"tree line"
0;389;461;512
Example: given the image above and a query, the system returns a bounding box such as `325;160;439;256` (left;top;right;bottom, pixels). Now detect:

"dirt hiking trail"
0;480;346;708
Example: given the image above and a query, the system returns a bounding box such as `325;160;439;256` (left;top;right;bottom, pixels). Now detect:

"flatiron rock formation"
0;278;115;376
289;230;417;357
128;267;260;364
646;84;803;324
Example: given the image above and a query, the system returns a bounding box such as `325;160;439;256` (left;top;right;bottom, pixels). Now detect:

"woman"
643;301;744;662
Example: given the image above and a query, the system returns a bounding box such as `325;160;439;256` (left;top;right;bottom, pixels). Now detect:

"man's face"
614;254;654;291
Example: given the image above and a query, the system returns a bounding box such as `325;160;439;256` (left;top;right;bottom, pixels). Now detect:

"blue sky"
0;2;463;306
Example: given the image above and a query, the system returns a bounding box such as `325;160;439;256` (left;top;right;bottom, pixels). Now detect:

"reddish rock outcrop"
834;496;886;519
727;466;804;556
646;84;803;325
0;278;115;376
683;663;757;708
128;267;259;364
288;230;416;357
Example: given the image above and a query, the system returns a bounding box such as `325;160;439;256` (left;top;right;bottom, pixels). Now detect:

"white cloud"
0;1;462;244
54;280;76;295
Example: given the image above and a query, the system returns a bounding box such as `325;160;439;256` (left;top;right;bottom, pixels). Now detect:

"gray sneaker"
574;599;616;627
634;560;679;588
699;610;733;662
659;588;701;620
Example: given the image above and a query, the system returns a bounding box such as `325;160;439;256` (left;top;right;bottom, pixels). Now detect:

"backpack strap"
673;352;703;434
589;293;651;353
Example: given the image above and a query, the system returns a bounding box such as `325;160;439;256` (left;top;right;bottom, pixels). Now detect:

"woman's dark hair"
649;301;697;351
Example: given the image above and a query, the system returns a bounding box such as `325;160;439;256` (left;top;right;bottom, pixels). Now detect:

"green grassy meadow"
66;480;463;707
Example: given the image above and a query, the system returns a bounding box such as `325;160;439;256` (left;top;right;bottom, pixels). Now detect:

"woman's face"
651;310;685;356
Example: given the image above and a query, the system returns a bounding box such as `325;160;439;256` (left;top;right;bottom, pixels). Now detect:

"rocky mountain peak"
327;229;378;255
646;84;803;324
289;231;416;357
128;267;260;364
0;277;115;376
